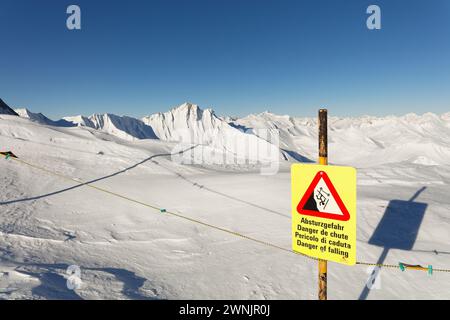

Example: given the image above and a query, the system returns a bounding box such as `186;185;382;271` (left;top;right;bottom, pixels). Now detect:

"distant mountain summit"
142;102;224;142
0;98;19;116
142;102;284;163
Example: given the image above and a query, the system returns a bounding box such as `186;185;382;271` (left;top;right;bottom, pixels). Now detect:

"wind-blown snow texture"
1;102;450;300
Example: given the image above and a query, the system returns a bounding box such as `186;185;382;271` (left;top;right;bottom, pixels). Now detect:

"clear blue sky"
1;0;449;119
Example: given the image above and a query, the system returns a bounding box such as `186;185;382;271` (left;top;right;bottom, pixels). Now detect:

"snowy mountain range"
2;98;450;166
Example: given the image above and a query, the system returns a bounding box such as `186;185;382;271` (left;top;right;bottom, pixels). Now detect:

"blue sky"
0;0;449;119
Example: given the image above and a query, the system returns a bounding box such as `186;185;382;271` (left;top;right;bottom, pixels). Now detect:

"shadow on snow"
0;146;198;206
11;262;155;300
359;187;428;300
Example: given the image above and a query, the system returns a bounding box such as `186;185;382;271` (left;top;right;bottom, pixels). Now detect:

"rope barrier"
2;153;450;273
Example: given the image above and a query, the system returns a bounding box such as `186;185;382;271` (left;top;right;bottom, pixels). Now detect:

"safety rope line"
2;154;450;273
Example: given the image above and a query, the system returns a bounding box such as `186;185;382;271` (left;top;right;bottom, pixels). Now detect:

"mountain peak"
173;102;200;112
0;98;19;116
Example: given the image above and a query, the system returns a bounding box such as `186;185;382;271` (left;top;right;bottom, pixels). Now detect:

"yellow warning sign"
291;164;356;265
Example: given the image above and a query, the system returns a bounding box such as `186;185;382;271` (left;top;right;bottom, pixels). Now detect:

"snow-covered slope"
15;108;74;127
232;111;450;167
63;115;95;127
230;111;315;162
64;113;158;141
142;103;283;164
0;99;19;116
7;101;450;168
142;103;223;142
1;110;450;300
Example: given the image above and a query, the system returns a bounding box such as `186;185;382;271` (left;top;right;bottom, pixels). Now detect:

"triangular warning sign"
296;171;350;221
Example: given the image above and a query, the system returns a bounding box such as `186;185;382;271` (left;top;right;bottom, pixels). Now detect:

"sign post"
318;109;328;301
291;109;357;300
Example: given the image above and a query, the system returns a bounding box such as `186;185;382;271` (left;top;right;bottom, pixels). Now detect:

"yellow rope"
2;154;450;273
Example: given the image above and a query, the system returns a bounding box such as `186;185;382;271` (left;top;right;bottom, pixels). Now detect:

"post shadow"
358;187;428;300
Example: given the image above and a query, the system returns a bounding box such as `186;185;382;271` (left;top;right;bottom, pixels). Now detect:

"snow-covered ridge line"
141;102;226;141
142;102;286;162
0;98;19;116
10;98;450;133
15;108;75;127
7;98;450;166
238;111;450;127
63;113;158;141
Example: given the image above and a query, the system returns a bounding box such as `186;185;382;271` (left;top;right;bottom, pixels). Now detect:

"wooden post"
318;108;328;300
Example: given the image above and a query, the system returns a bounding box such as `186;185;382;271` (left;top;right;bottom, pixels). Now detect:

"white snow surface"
15;108;75;127
0;105;450;300
63;113;157;141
